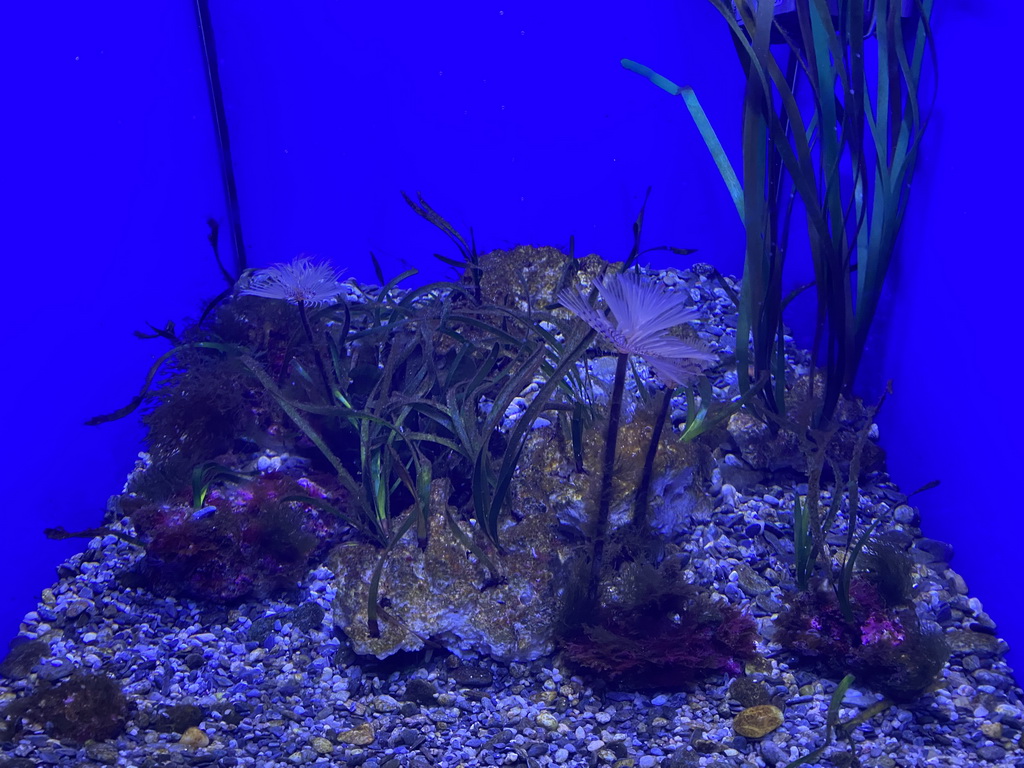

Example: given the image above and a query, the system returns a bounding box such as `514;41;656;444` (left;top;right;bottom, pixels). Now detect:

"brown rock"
733;705;784;739
338;722;375;746
728;677;771;708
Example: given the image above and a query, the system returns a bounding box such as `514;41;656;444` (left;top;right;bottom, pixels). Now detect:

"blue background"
3;1;1020;678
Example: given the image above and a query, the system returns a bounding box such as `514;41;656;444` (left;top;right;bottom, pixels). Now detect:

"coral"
122;472;344;602
0;672;129;744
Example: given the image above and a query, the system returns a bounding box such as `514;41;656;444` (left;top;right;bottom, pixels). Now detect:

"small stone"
720;484;738;509
66;599;91;618
184;652;206;670
980;722;1002;739
913;537;954;564
311;736;334;755
371;694;400;712
733;705;784;739
893;505;916;524
450;666;493;687
338;722;375;746
179;726;210;749
404;678;438;705
976;745;1006;762
83;741;120;765
760;740;789;767
536;711;559;731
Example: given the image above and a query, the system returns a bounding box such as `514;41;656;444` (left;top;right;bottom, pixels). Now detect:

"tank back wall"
875;1;1023;672
3;0;1021;681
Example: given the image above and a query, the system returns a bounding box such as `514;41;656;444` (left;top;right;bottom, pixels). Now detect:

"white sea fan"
239;257;347;307
558;271;716;385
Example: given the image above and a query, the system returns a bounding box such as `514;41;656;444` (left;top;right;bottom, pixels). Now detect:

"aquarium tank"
3;1;1023;766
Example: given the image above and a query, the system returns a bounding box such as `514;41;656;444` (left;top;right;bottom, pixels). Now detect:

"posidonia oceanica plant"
623;0;936;427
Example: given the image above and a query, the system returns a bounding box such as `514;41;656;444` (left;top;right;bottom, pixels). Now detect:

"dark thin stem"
194;0;247;277
297;301;335;402
632;386;673;532
587;352;629;608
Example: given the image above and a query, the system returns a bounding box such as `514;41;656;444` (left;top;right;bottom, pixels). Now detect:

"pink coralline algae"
860;613;906;646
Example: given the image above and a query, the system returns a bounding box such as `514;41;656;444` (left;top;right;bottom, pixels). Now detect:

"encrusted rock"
330;405;713;661
723;375;885;490
0;639;48;680
403;678;438;705
733;704;784;738
734;563;772;597
450;666;493;688
472;245;614;313
330;475;566;661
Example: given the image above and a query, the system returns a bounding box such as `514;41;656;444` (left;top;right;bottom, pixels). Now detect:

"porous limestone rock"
329;476;566;662
329;409;713;662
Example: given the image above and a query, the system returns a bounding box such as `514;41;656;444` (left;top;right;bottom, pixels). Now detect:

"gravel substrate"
1;500;1022;768
2;262;1022;767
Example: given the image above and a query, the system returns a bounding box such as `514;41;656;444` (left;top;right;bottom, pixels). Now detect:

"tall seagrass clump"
624;0;936;426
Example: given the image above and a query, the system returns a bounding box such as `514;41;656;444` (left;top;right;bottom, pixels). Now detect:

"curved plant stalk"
482;327;597;548
678;371;770;443
631;386;674;532
190;461;252;509
784;673;856;767
85;341;230;426
238;352;369;522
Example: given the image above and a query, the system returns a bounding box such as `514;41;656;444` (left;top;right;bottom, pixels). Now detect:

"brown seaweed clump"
0;672;130;744
120;472;344;603
775;538;950;701
558;558;759;688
